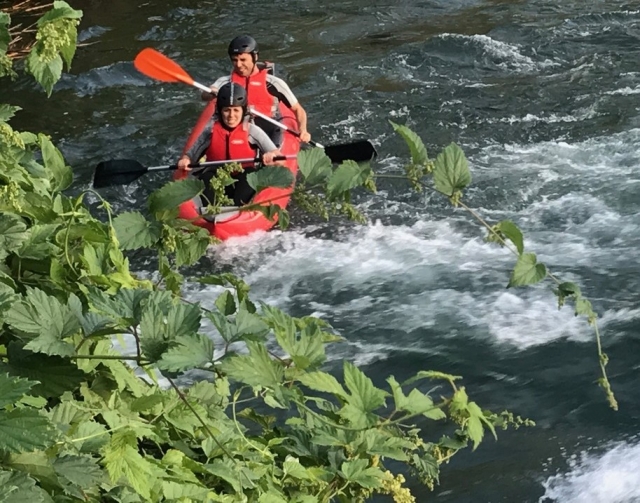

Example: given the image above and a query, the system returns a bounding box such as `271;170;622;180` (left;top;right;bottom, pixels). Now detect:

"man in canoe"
178;82;283;206
202;35;311;145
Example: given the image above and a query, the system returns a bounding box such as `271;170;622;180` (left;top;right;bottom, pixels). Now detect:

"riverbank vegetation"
0;2;612;501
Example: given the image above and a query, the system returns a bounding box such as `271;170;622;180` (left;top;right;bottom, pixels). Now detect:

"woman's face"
221;106;244;128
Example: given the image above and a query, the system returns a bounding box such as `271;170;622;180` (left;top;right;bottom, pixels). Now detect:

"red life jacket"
205;119;256;169
231;67;278;118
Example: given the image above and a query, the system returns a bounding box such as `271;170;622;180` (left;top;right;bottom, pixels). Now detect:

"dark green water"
4;0;640;500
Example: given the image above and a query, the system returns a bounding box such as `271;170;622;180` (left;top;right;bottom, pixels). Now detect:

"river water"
4;0;640;501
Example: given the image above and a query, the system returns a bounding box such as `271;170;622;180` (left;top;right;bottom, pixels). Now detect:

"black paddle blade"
92;159;148;188
324;140;378;164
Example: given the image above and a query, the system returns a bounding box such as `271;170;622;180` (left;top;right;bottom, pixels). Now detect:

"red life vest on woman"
231;68;278;118
205;119;256;169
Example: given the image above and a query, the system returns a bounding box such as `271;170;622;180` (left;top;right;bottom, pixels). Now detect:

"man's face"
231;53;255;77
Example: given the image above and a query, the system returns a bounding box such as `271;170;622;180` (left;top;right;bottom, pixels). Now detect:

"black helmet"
228;35;258;60
216;83;247;112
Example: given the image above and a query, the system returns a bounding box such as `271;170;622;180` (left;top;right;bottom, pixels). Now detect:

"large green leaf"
0;373;36;409
5;288;78;357
261;305;325;369
113;212;161;250
343;361;387;413
14;224;58;260
246;166;295;192
390;120;428;165
298;148;332;185
39;134;72;191
0;342;85;397
340;459;385;489
102;430;154;500
0;105;20;122
326;160;371;198
86;287;151;325
221;341;283;390
0;409;56;453
158;333;214;372
38;1;83;23
0;470;51;503
508;252;547;287
53;454;103;494
174;229;210;267
298;371;347;398
432;143;472;196
0;214;28;258
148;178;203;215
495;220;524;255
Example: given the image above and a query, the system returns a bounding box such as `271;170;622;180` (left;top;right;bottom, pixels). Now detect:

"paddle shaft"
249;109;324;148
149;155;295;172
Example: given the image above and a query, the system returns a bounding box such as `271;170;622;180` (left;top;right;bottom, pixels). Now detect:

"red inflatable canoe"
174;101;299;240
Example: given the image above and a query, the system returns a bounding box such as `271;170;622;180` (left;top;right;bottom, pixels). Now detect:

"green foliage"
0;5;613;501
24;2;83;96
386;120;614;410
247;165;295;192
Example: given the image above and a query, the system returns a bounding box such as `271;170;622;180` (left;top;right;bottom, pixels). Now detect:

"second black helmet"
216;83;247;112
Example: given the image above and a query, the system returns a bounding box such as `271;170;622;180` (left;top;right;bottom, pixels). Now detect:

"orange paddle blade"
133;48;194;86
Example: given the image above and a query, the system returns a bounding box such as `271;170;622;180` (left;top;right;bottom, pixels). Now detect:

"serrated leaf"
221;341;283;389
26;52;63;97
15;224;58;260
0;470;50;503
204;459;242;493
340;459;384;489
283;456;311;479
215;290;236;316
0;409;56;453
38;2;83;23
102;430;154;500
174;228;210;266
0;342;85;397
6;288;78;357
4;450;58;492
158;333;214;372
113;212;161;250
276;206;290;230
147;178;203;215
466;402;485;451
496;220;524;255
297;148;332;185
0;104;20;123
326;160;370;198
39;134;72;191
405;388;446;420
0;214;28;256
246;166;294;192
0;373;36;409
87;287;151;325
343;361;386;413
54;454;103;490
508;252;547;287
390;120;428;165
162;481;210;501
433;143;471;195
130;394;166;413
235;307;269;339
298;371;347;398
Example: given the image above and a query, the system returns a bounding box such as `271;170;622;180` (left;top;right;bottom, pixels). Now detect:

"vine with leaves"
0;2;611;503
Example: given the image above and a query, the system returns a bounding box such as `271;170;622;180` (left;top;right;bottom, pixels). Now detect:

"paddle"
249;109;377;164
133;48;378;164
92;155;294;188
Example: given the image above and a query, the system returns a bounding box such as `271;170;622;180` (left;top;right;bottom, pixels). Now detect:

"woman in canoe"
177;82;283;206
